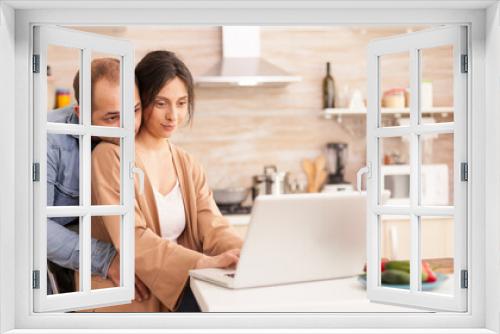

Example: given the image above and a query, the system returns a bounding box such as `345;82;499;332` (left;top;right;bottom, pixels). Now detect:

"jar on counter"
270;171;288;195
251;165;290;199
251;175;267;200
382;88;406;109
54;88;72;109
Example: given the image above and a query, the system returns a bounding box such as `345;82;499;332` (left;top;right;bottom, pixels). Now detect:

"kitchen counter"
224;214;251;226
190;274;454;312
224;214;250;239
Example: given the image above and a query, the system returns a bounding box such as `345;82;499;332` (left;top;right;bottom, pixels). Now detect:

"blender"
324;142;353;192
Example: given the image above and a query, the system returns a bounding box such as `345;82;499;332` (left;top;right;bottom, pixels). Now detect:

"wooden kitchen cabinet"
380;216;454;260
229;216;454;263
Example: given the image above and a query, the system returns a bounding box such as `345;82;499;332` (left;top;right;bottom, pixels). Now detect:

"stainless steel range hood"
194;26;302;87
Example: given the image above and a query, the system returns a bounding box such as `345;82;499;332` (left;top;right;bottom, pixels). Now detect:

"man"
47;58;147;301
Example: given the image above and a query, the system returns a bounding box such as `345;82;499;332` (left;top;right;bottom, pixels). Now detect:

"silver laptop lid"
233;192;367;288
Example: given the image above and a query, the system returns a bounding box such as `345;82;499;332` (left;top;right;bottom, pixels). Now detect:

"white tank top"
153;180;186;243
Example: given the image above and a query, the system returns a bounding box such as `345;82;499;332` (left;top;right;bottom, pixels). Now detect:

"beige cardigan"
85;141;243;312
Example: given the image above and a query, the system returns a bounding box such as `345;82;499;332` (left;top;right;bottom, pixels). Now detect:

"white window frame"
0;1;498;333
32;25;136;312
365;26;468;312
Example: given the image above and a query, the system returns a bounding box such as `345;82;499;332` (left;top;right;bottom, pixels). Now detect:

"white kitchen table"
190;274;454;312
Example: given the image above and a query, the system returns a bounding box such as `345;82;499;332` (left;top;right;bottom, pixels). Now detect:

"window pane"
46;216;80;295
380;215;411;290
379;52;410;127
379;136;410;206
91;215;121;291
91;137;122;206
90;52;123;128
420;133;453;206
46;134;82;207
47;45;82;124
46;46;83;208
419;216;454;296
419;45;454;124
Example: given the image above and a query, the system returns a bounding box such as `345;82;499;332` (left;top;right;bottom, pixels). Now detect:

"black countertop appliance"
326;142;349;184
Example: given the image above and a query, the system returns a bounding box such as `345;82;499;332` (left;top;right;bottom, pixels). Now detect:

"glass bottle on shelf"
322;62;335;109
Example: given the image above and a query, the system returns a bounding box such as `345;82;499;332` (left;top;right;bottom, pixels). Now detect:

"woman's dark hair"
135;50;195;123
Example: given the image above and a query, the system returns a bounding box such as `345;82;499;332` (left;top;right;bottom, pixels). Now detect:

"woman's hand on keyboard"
195;248;240;269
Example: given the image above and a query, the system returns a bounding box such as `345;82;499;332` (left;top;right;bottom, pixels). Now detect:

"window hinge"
461;54;468;73
32;163;40;182
461;162;468;182
460;270;468;289
32;55;40;73
32;270;40;289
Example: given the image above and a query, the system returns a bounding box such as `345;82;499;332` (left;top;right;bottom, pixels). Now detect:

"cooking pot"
213;187;250;206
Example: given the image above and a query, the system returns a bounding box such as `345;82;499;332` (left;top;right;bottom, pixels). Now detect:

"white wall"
0;2;15;333
1;4;495;332
484;2;500;333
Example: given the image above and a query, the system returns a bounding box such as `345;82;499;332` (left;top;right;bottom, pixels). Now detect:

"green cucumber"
381;269;410;284
384;260;429;282
385;260;410;272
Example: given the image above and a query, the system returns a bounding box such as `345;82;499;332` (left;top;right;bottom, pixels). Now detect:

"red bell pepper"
422;261;437;283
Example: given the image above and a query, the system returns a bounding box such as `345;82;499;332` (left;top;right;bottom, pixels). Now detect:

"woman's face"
142;76;189;138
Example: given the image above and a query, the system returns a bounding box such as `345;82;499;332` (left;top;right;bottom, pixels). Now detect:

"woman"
89;51;243;312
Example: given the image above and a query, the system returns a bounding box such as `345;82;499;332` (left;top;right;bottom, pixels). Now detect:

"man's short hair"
72;58;120;108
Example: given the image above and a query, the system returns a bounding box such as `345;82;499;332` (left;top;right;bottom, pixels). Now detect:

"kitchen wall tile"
49;25;452;199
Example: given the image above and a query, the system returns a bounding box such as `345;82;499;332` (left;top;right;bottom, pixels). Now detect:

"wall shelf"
321;106;453;119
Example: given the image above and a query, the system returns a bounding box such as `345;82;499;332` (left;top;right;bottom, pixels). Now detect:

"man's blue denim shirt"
47;106;116;278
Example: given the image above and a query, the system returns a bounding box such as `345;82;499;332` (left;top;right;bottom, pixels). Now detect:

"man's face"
91;78;121;129
88;79;142;144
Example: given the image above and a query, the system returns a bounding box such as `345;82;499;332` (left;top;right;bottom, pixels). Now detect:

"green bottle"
322;62;336;109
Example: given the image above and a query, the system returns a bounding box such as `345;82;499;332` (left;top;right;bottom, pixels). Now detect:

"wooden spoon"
302;159;315;193
312;155;327;192
315;169;328;192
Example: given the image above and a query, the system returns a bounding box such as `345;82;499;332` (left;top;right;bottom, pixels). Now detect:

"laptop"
189;192;367;289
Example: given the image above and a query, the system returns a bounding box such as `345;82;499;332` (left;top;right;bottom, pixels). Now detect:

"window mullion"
374;206;454;216
46;122;128;137
46;205;127;217
375;124;455;138
120;51;135;294
80;48;92;293
409;47;420;293
373;206;411;215
415;122;454;135
414;206;454;216
374;126;411;138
